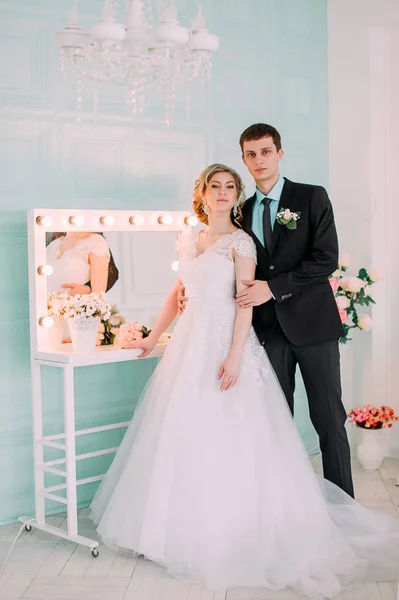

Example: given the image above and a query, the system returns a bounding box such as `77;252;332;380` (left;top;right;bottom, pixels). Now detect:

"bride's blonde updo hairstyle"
192;163;246;227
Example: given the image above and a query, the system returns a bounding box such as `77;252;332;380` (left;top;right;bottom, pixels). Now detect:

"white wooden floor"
0;457;398;600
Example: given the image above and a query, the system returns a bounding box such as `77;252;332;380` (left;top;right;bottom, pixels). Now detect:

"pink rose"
329;278;339;294
339;309;348;323
283;209;292;221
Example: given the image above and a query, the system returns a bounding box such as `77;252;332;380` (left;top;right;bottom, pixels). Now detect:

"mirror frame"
28;208;193;357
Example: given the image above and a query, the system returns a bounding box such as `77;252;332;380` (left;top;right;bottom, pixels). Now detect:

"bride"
91;164;399;599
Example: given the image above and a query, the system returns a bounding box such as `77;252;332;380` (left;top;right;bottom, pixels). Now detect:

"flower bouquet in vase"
347;404;399;470
47;292;70;351
329;254;381;344
65;292;111;354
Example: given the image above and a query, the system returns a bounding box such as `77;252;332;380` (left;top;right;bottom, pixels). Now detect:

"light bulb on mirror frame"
37;265;53;276
39;316;54;328
100;215;115;226
36;216;53;228
184;215;198;226
129;215;145;226
171;260;179;272
158;214;173;225
69;215;85;226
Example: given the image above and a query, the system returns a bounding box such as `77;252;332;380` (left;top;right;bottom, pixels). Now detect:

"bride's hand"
218;354;240;391
122;336;157;358
61;283;91;296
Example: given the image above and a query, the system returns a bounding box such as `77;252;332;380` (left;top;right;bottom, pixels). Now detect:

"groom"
236;123;354;497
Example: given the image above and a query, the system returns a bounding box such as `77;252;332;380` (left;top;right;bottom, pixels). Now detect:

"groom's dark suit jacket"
241;178;344;347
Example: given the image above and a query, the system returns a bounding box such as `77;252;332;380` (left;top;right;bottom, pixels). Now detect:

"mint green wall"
0;0;327;524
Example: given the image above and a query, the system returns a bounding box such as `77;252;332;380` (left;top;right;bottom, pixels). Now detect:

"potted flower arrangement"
347;404;399;470
329;254;381;344
64;292;111;354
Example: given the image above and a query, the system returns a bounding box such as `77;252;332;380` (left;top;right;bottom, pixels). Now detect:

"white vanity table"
20;208;193;555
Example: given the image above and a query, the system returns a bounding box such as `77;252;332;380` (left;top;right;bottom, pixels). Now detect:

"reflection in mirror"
45;232;113;296
44;230;181;349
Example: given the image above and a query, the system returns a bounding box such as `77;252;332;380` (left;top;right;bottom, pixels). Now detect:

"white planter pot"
356;427;388;470
68;316;99;354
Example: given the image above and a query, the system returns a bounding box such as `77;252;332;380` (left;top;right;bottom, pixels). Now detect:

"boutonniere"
276;208;301;230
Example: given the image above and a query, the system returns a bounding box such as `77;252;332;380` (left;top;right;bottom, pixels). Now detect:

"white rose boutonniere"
276;208;301;230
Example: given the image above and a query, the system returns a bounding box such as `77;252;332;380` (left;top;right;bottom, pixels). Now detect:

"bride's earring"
203;200;209;216
233;202;239;218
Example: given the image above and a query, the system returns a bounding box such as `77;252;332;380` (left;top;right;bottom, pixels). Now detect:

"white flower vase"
69;316;99;354
356;427;388;470
47;316;65;351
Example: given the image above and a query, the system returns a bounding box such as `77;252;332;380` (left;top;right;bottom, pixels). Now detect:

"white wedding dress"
91;229;399;599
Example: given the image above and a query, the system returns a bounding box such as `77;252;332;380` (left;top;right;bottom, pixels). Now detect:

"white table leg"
64;364;78;538
31;360;45;526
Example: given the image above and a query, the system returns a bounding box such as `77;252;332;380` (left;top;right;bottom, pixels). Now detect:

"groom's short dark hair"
239;123;282;152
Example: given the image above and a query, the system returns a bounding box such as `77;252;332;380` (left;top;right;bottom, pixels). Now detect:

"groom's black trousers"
264;322;355;499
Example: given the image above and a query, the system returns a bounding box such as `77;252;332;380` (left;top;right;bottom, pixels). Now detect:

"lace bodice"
178;229;257;300
46;233;110;292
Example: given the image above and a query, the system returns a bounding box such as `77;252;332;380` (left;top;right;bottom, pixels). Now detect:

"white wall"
328;0;399;457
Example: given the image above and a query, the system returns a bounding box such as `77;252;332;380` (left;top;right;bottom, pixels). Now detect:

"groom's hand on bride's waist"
177;284;188;315
236;280;273;308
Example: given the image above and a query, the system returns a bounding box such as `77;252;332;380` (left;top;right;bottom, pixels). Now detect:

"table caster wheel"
25;524;32;532
91;548;99;558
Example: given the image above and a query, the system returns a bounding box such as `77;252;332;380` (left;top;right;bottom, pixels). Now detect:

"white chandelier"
57;0;219;123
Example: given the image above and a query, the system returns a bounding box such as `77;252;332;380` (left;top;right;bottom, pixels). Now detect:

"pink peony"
329;278;339;294
339;309;348;323
339;276;364;294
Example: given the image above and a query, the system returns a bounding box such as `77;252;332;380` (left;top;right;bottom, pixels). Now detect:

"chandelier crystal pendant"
57;0;219;124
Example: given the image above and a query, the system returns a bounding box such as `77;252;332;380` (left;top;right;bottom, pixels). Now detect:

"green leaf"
141;326;152;338
286;220;297;230
358;268;368;280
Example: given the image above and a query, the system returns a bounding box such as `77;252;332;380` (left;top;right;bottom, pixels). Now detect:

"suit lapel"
270;177;294;254
241;194;269;261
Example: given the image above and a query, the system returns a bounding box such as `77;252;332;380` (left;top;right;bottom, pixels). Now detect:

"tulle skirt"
91;298;399;599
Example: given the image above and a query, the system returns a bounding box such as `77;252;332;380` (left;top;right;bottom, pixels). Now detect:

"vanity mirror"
28;208;196;358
